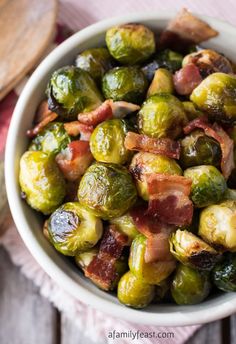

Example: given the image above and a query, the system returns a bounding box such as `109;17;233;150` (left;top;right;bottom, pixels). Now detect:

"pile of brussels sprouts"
19;20;236;309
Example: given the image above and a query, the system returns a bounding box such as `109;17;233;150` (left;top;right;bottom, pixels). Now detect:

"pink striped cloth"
2;1;236;342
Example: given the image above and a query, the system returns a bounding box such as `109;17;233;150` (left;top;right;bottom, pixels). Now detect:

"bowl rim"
5;10;236;326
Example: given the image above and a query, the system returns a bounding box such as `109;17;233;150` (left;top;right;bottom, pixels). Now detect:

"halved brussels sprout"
171;264;211;305
78;162;137;219
75;47;114;82
130;152;182;200
129;234;176;285
102;67;148;104
75;247;98;270
47;66;103;120
48;202;103;256
29;122;71;155
138;94;187;139
212;253;236;292
147;68;174;97
180;130;221;169
106;24;155;65
110;213;139;245
182;101;203;121
90;119;131;164
19;151;66;215
170;229;219;271
184;165;227;208
190;73;236;124
117;270;155;308
199;200;236;251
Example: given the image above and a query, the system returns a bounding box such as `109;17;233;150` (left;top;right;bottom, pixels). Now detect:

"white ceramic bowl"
5;12;236;326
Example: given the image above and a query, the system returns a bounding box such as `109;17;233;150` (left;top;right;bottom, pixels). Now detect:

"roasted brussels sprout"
75;47;114;82
147;68;174;97
90;119;131;164
212;253;236;292
117;270;155;308
47;66;103;120
180;130;221;169
48;202;103;256
29;122;71;155
138;94;187;139
102;67;148;104
199;200;236;251
106;24;155;65
184;165;227;208
171;264;211;305
182;101;203;121
75;247;98;270
129;234;176;284
78;162;137;219
19;151;66;214
110;213;139;245
170;229;219;271
130;152;182;200
190;73;236;124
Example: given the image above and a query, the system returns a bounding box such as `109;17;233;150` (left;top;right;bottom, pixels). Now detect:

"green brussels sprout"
212;253;236;292
223;188;236;201
75;47;114;82
171;264;211;305
29;122;71;155
89;119;131;164
182;101;203;121
78;162;137;219
129;234;176;285
110;213;139;245
147;68;174;97
48;202;103;256
129;152;182;200
180;130;221;169
117;270;155;308
106;24;155;65
138;94;187;139
75;247;99;270
190;73;236;124
184;165;227;208
19;151;66;215
169;229;219;271
102;67;148;104
47;66;103;120
199;200;236;251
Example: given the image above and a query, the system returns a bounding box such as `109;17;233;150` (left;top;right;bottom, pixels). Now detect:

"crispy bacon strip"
34;100;52;123
64;121;94;140
124;132;181;159
147;173;192;195
184;117;235;179
26;112;58;138
145;233;174;263
55;140;93;181
174;63;202;95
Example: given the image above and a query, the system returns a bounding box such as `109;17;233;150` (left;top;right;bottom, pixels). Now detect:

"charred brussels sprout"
47;66;103;120
110;213;139;245
199;200;236;251
180;130;221;169
190;73;236;124
147;68;174;97
118;270;155;308
75;247;98;270
130;152;182;200
90;119;131;164
138;94;187;139
106;24;155;65
184;165;227;208
19;151;66;215
29;122;71;155
75;47;114;82
171;264;211;305
182;101;203;121
212;254;236;292
170;229;219;271
129;234;176;284
78;163;137;219
102;67;148;104
48;202;103;256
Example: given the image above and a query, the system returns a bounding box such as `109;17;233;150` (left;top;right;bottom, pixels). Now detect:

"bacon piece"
99;225;128;258
111;101;140;118
55;140;93;181
34;100;52;123
64;121;93;140
147;173;192;196
26;112;58;138
124;132;181;159
184;117;235;179
78;100;113;126
173;63;202;95
145;233;174;263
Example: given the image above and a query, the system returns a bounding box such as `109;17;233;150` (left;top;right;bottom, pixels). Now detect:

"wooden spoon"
0;0;58;101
